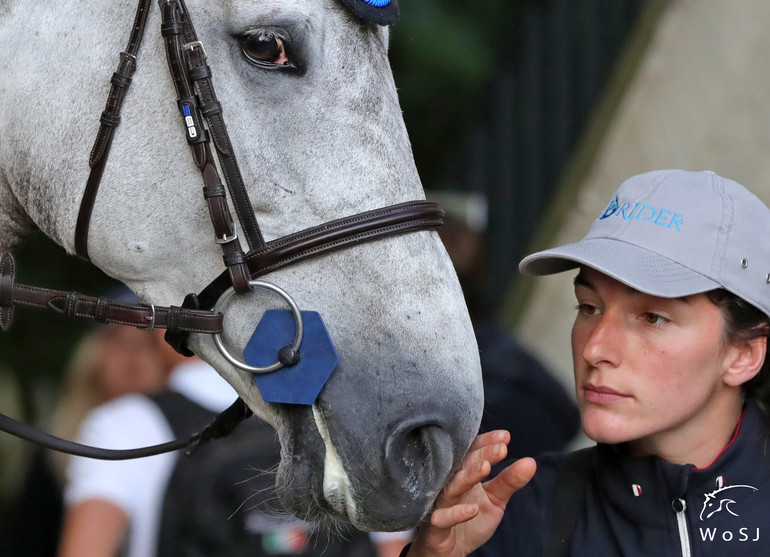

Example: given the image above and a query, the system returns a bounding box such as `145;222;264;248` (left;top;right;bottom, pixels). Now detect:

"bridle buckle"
183;40;207;60
119;51;137;65
140;303;157;330
215;222;238;245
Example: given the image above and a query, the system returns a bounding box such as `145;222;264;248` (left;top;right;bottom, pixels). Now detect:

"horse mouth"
275;404;377;530
311;405;360;522
273;398;458;533
273;404;357;528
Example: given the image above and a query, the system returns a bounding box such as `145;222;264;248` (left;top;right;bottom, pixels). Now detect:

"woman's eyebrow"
573;273;595;291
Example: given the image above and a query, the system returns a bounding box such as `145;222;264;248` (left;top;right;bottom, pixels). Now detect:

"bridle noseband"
0;0;443;459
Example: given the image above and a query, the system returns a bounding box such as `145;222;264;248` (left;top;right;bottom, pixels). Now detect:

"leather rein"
0;0;443;460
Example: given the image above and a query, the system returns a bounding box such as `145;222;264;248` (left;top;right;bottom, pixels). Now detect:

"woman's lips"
584;384;631;404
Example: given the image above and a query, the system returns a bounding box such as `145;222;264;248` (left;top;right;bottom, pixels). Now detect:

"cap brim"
519;238;721;298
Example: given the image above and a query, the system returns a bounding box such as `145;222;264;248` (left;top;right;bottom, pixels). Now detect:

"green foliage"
390;0;522;186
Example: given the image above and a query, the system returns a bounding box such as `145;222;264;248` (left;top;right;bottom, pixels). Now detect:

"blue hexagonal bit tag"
243;310;338;405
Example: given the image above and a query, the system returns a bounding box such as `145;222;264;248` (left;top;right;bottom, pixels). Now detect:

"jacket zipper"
673;498;692;557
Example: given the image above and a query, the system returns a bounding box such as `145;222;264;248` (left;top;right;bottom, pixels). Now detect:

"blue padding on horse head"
335;0;400;26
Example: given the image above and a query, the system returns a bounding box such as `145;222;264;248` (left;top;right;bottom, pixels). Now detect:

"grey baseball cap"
519;169;770;317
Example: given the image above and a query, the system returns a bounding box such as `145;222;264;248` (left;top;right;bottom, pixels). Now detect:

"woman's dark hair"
706;289;770;411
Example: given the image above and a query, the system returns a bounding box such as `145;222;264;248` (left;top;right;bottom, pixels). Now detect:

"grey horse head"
0;0;484;531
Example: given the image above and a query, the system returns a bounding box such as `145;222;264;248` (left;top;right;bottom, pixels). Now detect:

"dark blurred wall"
392;0;650;314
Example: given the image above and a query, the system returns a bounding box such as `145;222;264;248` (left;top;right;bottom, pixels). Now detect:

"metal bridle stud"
212;280;304;374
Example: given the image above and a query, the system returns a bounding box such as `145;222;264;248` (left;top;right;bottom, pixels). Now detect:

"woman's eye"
576;303;599;316
240;33;292;67
642;312;669;326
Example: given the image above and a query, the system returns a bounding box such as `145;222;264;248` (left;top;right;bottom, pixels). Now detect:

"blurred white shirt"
64;360;236;557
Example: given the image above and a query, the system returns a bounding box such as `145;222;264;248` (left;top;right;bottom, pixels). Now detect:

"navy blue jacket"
473;404;770;556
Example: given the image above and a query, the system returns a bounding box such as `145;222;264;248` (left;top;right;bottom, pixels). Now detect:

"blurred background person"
56;331;238;557
430;191;580;458
50;321;172;469
0;290;171;557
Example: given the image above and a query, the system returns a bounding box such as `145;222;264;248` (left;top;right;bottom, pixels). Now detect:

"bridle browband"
0;0;443;460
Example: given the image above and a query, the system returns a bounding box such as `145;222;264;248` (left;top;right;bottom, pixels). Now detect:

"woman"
405;169;770;556
0;319;170;557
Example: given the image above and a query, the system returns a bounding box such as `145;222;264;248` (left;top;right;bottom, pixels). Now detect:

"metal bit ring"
212;280;303;374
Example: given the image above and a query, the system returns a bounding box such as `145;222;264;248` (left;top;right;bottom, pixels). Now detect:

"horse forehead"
217;0;320;20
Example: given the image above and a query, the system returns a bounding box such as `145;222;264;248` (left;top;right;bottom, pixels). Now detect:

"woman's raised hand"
407;430;537;557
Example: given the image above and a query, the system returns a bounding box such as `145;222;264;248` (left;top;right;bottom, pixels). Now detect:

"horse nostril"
384;419;455;495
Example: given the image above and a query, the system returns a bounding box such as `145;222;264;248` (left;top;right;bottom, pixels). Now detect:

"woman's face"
571;267;746;461
96;326;168;401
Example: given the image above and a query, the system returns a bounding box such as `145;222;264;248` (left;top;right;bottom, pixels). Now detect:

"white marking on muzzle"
312;404;358;521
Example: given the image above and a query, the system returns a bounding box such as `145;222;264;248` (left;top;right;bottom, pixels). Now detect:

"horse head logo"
699;485;758;521
599;195;620;220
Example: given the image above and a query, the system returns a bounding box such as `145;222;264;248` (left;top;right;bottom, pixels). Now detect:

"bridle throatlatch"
0;0;444;460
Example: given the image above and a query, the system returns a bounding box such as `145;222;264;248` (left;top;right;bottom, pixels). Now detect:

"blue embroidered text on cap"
599;195;683;231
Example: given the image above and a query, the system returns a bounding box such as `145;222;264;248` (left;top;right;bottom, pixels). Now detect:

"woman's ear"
724;336;768;387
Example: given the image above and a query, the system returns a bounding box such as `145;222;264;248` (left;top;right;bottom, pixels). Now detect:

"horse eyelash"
242;28;290;43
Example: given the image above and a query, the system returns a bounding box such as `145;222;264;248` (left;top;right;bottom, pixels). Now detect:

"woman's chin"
581;410;634;445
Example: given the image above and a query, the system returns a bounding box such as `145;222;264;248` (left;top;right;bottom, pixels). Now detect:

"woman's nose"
580;312;622;368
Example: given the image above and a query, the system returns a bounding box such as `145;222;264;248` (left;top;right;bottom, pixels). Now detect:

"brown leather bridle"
0;0;443;459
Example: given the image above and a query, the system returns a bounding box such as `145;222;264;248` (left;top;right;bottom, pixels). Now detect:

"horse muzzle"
274;379;479;532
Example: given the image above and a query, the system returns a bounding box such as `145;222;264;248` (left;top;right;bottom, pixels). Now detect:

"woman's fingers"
484;457;537;507
408;436;538;557
430;503;480;530
468;430;511;453
416;457;536;556
441;437;507;501
441;453;491;500
417;432;527;527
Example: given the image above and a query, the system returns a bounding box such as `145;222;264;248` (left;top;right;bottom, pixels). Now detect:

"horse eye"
240;33;292;67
